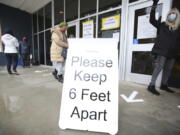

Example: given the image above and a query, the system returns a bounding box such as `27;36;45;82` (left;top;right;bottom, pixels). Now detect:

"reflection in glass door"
125;0;170;85
98;10;121;40
67;25;76;38
39;32;45;65
33;35;39;64
67;22;79;38
45;30;52;66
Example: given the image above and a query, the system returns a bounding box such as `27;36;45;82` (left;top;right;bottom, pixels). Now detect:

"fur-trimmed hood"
51;27;60;34
166;8;180;31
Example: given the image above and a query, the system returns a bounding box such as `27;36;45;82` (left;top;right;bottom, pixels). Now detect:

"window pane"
67;26;76;38
33;35;38;63
39;33;45;64
129;0;139;3
54;0;64;25
33;13;37;33
66;0;78;22
99;0;121;11
45;30;52;66
133;4;162;44
45;2;52;29
38;8;44;32
131;51;154;75
98;10;121;39
80;16;96;38
80;0;96;17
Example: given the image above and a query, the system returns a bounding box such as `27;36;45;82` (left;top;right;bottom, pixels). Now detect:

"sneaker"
147;85;160;96
160;85;175;93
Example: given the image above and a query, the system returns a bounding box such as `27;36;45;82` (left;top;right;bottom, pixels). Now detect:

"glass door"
125;0;171;85
67;21;79;38
0;23;2;52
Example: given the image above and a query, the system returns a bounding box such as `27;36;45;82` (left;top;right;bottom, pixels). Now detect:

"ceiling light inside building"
59;11;64;14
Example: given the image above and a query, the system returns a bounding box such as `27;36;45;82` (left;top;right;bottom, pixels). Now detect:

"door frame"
125;0;172;86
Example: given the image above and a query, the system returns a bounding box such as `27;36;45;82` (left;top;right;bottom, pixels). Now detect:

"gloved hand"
153;0;159;6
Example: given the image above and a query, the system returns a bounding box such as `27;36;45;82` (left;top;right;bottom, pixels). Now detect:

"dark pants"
5;53;18;73
150;56;175;86
21;54;30;67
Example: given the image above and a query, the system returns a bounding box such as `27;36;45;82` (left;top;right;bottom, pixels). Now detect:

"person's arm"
1;37;5;53
150;0;160;28
14;38;19;48
14;38;20;54
51;32;69;48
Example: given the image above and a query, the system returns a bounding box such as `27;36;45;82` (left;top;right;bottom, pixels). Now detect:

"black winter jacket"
150;8;180;58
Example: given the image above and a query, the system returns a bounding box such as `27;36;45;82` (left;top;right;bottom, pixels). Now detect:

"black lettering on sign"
71;56;79;66
74;70;83;81
71;106;80;119
83;59;90;67
71;56;113;68
74;70;107;85
71;106;108;121
91;59;98;67
69;88;76;99
81;89;111;102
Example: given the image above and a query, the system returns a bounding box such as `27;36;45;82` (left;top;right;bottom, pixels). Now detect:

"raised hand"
153;0;159;5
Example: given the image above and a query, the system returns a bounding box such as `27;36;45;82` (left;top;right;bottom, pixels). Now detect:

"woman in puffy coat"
50;22;69;83
147;0;180;95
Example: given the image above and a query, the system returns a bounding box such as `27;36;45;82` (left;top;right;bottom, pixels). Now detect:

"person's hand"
153;0;159;5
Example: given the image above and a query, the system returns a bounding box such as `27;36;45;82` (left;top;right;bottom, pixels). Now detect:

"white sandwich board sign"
59;39;119;135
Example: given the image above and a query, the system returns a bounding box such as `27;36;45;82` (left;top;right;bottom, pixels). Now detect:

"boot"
52;69;58;80
160;84;175;93
13;69;17;73
147;85;160;96
7;66;12;75
8;70;13;75
57;74;63;83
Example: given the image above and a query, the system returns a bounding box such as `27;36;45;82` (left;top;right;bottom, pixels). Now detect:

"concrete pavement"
0;66;180;135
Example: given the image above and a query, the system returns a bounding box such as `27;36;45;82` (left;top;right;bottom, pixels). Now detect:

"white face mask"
167;13;177;22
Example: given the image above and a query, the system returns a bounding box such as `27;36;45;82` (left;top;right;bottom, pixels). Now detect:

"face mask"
167;13;177;22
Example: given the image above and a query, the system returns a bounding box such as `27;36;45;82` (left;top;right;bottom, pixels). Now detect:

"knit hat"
59;22;68;27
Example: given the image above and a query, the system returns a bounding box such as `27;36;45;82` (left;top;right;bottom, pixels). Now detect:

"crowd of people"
1;30;30;75
0;22;68;83
0;0;179;93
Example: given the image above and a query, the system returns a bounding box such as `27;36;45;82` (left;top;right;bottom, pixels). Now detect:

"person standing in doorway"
50;22;69;83
19;37;30;68
147;0;180;95
1;30;19;75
